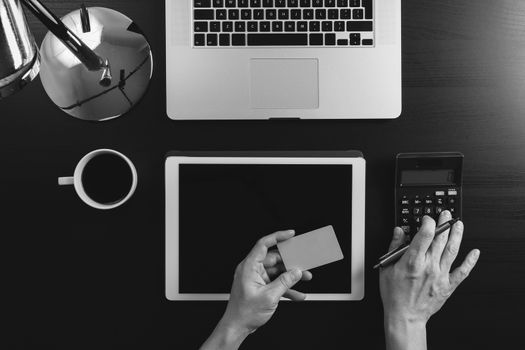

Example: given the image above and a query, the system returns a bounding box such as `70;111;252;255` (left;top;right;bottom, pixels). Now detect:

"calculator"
395;152;464;236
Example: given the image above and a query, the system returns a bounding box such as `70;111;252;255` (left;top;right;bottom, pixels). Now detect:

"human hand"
201;230;312;350
380;211;480;350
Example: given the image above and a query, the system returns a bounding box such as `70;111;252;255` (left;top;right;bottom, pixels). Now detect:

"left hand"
221;229;313;335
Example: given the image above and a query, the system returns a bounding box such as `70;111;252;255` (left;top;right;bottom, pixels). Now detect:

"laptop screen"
178;164;353;294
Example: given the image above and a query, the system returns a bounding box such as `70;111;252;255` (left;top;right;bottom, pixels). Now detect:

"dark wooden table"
2;0;524;348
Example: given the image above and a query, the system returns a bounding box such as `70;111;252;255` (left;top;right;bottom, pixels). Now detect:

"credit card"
277;225;344;271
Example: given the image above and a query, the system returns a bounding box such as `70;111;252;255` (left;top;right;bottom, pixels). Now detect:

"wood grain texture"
1;0;524;348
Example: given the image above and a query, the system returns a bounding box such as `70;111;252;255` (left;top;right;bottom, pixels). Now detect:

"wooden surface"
2;0;525;348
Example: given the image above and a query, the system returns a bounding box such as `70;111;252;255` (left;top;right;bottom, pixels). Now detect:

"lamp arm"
20;0;105;72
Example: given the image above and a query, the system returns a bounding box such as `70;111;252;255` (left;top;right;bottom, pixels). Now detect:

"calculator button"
435;191;445;196
424;206;433;215
448;197;456;205
414;216;422;224
449;207;456;214
401;216;410;225
436;198;444;205
401;226;410;234
413;198;422;205
435;206;444;215
448;189;457;196
401;208;410;215
401;198;410;206
413;207;422;215
424;197;433;205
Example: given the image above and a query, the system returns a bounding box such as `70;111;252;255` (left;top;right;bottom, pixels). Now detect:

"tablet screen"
178;164;352;294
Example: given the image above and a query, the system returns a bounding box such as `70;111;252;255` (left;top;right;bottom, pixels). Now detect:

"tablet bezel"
166;155;365;301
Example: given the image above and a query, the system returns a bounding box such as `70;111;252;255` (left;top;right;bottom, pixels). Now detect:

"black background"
1;0;524;349
178;164;352;293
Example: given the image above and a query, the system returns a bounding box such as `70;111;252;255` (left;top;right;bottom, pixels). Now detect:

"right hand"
380;211;480;327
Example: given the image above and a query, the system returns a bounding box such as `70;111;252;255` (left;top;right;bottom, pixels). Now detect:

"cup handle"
58;177;74;186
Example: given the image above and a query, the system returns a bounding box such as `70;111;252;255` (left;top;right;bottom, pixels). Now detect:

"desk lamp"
0;0;152;121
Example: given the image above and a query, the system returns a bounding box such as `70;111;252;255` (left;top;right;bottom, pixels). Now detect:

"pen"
373;218;460;269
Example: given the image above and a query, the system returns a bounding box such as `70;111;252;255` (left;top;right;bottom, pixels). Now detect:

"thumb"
266;268;302;299
388;227;407;251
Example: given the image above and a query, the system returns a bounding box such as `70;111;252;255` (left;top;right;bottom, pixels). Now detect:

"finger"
246;230;295;262
440;220;464;271
263;250;283;268
407;216;436;256
283;288;307;301
388;227;407;251
265;268;303;299
266;266;313;282
450;249;480;290
428;210;452;262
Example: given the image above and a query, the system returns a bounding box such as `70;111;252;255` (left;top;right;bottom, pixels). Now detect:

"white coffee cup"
58;149;138;210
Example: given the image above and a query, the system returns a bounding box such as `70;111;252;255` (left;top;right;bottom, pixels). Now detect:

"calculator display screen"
401;169;455;186
178;164;353;294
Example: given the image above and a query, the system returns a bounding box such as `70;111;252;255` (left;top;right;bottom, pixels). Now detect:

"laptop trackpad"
250;58;319;109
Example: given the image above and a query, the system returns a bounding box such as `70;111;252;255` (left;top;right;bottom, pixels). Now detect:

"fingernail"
291;269;302;280
456;220;464;229
394;228;403;239
441;210;451;218
473;249;480;259
288;229;295;234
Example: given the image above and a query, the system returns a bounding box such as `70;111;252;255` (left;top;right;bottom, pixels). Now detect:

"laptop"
166;0;401;120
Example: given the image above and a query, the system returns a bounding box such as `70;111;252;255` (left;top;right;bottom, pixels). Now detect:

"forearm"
200;318;250;350
384;316;427;350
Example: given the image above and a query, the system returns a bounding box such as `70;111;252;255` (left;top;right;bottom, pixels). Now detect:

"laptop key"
297;21;308;31
235;21;246;31
337;38;348;45
194;9;214;20
362;0;372;19
213;0;223;7
238;0;249;7
247;33;308;45
266;9;277;19
223;21;234;31
228;9;239;19
225;0;236;6
194;22;208;32
241;9;252;19
250;0;261;6
278;9;289;19
263;0;273;6
248;21;258;31
260;21;271;31
303;9;314;19
347;20;372;31
254;9;264;19
309;33;323;45
362;38;373;45
219;33;230;45
291;9;301;19
334;21;344;31
325;0;335;7
340;9;351;19
322;21;332;31
309;21;320;31
285;21;295;31
312;0;323;7
194;34;205;46
275;0;286;7
194;0;211;7
272;21;283;31
232;33;246;45
350;32;360;45
328;9;338;19
210;21;221;32
216;9;227;19
288;0;299;7
300;0;311;6
349;0;359;6
207;33;218;46
337;0;347;6
325;33;336;45
353;8;363;19
315;9;326;19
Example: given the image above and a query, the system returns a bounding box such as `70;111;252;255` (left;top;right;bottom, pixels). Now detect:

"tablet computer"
165;151;365;301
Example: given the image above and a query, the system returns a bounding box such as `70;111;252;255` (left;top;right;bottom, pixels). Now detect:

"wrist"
215;317;251;347
384;314;427;350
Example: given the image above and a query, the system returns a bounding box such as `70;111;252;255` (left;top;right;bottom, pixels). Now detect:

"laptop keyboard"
193;0;374;47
